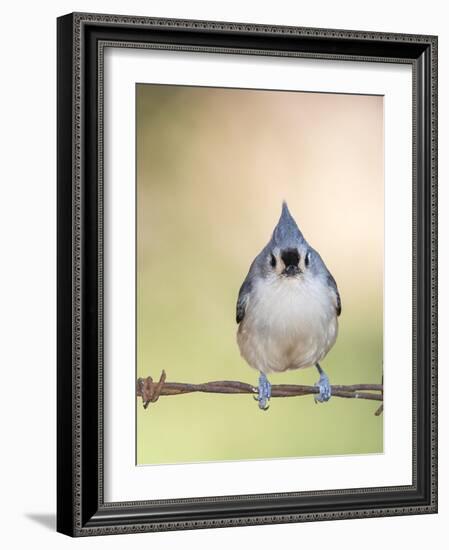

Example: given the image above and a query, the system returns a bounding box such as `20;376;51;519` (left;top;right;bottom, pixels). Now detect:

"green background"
136;84;384;465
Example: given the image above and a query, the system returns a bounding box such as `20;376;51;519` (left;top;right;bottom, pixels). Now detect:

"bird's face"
267;245;311;280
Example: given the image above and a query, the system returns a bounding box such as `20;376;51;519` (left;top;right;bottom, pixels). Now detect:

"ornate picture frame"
57;12;437;536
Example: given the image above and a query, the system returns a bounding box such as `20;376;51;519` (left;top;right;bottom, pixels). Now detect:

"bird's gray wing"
309;247;341;317
327;273;341;317
236;277;253;324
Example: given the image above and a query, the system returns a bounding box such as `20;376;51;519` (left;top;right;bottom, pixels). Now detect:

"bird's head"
264;202;314;280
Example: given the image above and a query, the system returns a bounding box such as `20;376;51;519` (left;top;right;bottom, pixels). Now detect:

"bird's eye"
270;253;277;268
305;251;310;268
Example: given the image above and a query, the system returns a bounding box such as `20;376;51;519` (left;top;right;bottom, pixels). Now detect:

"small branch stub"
136;371;383;414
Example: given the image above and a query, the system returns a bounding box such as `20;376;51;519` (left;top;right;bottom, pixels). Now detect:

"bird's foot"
254;373;271;411
314;364;331;403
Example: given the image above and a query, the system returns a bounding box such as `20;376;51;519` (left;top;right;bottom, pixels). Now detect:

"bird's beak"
283;265;301;277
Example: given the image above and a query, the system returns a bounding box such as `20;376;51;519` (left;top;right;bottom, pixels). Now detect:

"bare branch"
136;371;383;414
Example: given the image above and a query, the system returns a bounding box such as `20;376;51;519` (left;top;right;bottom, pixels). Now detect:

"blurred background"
136;84;383;465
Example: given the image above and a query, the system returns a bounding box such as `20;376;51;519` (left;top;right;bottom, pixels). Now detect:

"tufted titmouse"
236;202;341;410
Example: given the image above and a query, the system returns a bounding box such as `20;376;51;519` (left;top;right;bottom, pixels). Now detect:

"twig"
374;375;384;416
374;403;384;416
136;371;383;414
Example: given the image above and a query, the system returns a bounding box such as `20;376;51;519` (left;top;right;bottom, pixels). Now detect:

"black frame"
57;12;438;537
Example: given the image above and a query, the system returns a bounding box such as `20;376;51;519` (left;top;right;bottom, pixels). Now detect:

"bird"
236;202;341;410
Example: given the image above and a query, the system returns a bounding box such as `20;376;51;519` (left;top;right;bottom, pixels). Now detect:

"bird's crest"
272;201;304;247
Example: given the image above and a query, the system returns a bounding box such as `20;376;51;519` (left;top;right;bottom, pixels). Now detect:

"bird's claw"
253;395;270;410
314;368;332;403
255;373;271;411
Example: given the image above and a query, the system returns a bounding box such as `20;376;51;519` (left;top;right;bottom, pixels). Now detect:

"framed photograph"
57;12;438;536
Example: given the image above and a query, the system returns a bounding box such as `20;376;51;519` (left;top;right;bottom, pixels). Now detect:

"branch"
136;371;383;414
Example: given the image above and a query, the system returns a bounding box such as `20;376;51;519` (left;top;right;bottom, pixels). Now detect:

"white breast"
237;275;338;374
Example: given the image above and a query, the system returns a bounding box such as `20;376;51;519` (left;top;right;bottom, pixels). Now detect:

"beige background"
136;84;384;465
